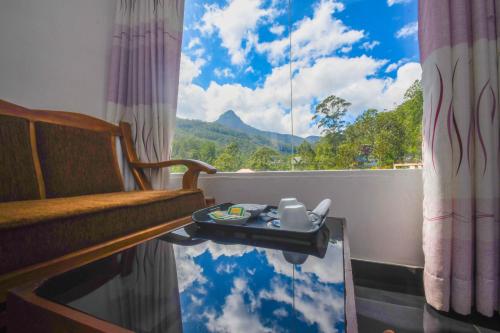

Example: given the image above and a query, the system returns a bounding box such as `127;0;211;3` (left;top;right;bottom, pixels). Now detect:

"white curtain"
420;0;499;317
106;0;185;189
100;2;185;331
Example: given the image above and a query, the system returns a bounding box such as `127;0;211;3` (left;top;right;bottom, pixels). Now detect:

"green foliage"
312;95;350;135
305;82;422;170
395;80;423;162
214;143;243;172
295;141;317;170
249;147;283;171
373;111;405;168
172;81;423;172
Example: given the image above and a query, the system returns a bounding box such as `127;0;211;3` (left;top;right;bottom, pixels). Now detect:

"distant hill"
174;110;320;157
215;110;315;147
305;135;321;144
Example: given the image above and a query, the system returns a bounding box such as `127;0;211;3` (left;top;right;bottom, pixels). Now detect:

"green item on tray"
227;206;246;216
208;206;247;220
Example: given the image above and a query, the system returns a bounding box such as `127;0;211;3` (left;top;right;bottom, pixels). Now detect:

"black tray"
161;224;329;258
191;203;328;245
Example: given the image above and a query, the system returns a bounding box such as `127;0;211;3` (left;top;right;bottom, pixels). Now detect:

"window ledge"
169;168;422;179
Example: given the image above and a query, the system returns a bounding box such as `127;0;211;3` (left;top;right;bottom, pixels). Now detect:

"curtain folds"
106;0;185;189
419;0;499;317
101;2;185;331
105;240;183;333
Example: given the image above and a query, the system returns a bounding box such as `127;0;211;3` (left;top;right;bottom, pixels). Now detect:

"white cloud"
259;276;344;333
188;37;202;49
385;63;399;72
191;48;205;58
178;0;421;137
215;262;237;274
340;46;352;53
214;67;235;79
257;0;364;64
269;24;285;36
178;53;422;137
205;278;272;333
361;40;380;50
387;0;412;6
385;58;409;73
198;0;274;65
272;308;288;318
244;66;254;74
174;244;207;293
179;53;205;84
396;21;418;38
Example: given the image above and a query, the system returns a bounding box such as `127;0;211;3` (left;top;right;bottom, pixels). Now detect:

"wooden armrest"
130;159;216;174
130;159;216;191
119;121;216;191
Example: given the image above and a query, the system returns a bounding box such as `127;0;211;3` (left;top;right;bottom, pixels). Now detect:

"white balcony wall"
169;169;424;267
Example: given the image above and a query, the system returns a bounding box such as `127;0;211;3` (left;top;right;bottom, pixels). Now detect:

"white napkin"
309;199;331;224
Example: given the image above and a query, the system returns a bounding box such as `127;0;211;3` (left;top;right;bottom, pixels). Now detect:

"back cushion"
0;115;41;202
36;122;124;198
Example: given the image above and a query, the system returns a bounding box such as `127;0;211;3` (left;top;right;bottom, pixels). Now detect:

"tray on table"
191;202;328;246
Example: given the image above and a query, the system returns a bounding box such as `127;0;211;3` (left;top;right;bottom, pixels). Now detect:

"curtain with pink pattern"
419;0;499;317
106;0;185;189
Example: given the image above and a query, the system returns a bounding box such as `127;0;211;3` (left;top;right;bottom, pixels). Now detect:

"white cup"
280;204;311;231
278;198;298;217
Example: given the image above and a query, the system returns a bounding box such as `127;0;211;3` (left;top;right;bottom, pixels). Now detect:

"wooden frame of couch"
0;99;216;326
0;99;216;197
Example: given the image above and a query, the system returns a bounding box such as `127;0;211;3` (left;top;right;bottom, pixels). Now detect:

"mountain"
215;110;261;136
173;110;320;158
215;110;310;147
305;135;321;144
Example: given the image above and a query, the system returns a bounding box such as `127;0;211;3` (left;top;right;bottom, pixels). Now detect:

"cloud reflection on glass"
174;238;345;333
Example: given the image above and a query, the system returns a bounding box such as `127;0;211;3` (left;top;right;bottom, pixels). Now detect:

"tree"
314;137;337;170
199;141;217;165
393;80;423;162
214;142;243;171
311;95;351;169
373;111;405;168
312;95;350;135
334;109;378;169
249;147;282;171
296;141;317;170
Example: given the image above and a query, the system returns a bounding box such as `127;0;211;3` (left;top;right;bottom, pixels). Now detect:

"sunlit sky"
174;237;345;332
177;0;421;137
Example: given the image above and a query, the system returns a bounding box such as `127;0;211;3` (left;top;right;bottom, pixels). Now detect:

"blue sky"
177;0;421;136
173;238;345;332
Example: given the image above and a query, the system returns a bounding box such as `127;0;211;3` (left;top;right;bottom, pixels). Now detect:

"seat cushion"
0;190;205;274
0;115;40;202
35;122;124;198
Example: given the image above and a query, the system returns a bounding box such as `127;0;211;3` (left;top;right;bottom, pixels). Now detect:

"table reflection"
36;222;345;333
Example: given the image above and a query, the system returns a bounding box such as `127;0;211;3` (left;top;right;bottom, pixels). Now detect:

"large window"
174;0;421;172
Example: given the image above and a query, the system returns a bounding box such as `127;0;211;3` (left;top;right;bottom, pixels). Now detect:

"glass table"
17;217;355;333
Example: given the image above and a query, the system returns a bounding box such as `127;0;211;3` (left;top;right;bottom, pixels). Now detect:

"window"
174;0;421;172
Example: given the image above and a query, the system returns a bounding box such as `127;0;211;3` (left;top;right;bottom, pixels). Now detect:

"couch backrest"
0;114;41;202
0;100;124;201
36;122;124;198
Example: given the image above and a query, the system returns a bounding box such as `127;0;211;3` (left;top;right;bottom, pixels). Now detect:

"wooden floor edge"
0;216;193;303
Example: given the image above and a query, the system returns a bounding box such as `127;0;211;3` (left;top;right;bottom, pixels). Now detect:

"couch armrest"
130;159;216;190
119;121;216;191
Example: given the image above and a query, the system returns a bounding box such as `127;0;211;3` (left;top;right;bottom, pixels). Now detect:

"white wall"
0;0;116;119
170;169;424;267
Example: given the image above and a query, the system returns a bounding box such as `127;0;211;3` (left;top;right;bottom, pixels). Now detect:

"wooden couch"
0;99;216;304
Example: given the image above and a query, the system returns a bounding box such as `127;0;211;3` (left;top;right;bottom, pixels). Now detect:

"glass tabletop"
36;218;346;333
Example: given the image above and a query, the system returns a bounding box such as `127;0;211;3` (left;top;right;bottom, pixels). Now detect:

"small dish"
266;208;279;219
232;204;267;217
211;212;252;225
